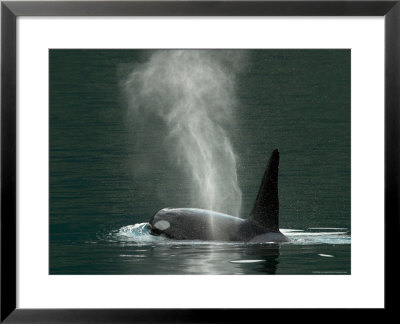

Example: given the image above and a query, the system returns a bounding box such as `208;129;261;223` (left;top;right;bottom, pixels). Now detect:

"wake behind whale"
148;149;289;243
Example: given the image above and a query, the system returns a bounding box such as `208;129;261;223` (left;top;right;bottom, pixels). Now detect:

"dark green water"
50;49;350;275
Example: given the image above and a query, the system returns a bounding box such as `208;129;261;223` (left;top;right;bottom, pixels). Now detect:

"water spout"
123;50;243;216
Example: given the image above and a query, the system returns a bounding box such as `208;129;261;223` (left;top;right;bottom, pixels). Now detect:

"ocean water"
50;49;350;275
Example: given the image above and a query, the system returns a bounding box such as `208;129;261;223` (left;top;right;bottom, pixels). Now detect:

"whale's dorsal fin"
249;149;279;231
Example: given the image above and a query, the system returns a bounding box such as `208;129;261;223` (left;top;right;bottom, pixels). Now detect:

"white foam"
309;227;348;230
281;229;304;233
287;231;347;236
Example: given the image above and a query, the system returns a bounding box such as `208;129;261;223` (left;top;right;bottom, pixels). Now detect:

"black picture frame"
1;0;398;322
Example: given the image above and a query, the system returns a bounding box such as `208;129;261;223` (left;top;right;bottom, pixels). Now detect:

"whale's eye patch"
154;220;170;231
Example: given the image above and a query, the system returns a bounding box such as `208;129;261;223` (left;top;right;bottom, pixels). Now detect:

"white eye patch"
154;220;170;231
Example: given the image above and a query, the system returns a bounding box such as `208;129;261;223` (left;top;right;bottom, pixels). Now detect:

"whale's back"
150;208;245;241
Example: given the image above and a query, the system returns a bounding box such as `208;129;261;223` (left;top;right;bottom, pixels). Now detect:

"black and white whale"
149;149;289;243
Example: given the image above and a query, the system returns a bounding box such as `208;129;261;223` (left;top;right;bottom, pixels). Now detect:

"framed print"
1;0;399;322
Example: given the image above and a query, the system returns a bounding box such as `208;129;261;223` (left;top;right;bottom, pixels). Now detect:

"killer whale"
149;149;289;243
